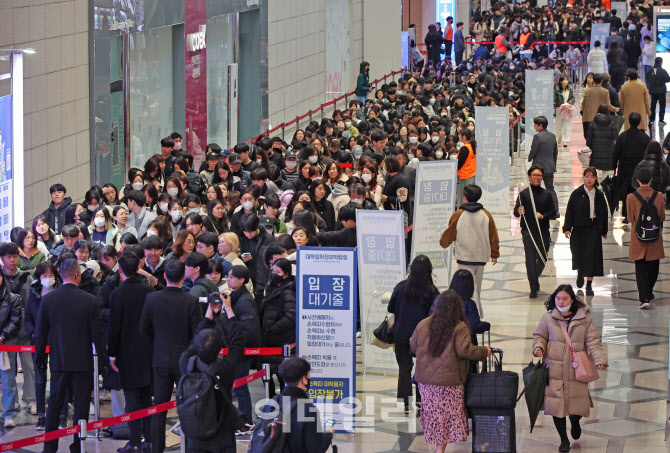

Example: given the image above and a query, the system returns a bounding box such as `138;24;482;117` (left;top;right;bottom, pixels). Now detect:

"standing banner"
411;160;458;287
356;210;406;373
476;107;510;214
525;70;554;155
296;247;357;433
0;96;13;242
590;23;610;51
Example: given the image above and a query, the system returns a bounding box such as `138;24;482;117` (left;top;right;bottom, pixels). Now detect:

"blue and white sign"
296;247;357;433
411;160;457;287
590;23;610;51
0;96;13;242
525;70;554;155
476;107;510;214
356;210;406;373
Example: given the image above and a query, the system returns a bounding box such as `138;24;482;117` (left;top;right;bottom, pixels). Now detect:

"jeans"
635;259;660;302
356;95;367;104
233;358;253;423
643;65;652;85
0;351;18;418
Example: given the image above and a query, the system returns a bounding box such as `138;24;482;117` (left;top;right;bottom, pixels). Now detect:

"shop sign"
187;25;207;52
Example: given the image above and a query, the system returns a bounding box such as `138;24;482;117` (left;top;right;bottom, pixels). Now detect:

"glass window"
206;14;235;149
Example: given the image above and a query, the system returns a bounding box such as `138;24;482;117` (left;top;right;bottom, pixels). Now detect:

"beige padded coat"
532;308;607;418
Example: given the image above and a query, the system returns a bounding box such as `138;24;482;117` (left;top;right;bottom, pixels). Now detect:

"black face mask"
304;377;311;391
271;273;283;285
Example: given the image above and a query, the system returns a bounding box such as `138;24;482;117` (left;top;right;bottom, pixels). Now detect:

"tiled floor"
2;115;670;452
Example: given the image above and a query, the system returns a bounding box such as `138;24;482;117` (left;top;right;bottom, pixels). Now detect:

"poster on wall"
0;96;13;242
525;70;554;155
476;107;510;214
656;10;670;77
326;0;350;101
296;247;357;433
411;160;457;288
356;210;405;373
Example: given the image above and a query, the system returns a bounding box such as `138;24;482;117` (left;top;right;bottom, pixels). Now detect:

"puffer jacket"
410;319;488;387
0;284;22;343
585;113;618;171
631;157;670;194
533;308;607;418
554;85;575;108
261;276;296;347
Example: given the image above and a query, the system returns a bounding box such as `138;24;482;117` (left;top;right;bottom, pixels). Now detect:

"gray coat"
528;128;558;174
454;29;465;52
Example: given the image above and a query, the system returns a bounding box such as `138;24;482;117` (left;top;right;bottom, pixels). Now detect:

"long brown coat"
581;86;615;123
619;79;651;131
626;185;666;261
533;308;607;418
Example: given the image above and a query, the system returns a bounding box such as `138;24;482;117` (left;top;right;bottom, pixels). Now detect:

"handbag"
466;351;519;410
0;352;10;371
577;147;591;166
558;321;599;383
372;314;394;345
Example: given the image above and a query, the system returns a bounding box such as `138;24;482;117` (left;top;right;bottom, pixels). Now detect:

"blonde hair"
219;232;239;254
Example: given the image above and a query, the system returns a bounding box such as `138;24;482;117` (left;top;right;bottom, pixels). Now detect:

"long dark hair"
544;284;586;312
449;269;474;300
404;255;439;302
644;141;664;176
459;128;477;155
428;290;466;357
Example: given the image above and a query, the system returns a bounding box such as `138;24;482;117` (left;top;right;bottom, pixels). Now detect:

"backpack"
632;191;661;242
247;396;297;453
176;356;225;439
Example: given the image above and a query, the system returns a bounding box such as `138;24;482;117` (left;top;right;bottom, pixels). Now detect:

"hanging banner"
0;96;13;242
590;23;610;51
476;107;510;214
184;0;208;167
411;161;457;287
296;247;357;433
325;0;350;101
356;210;406;373
525;70;554;155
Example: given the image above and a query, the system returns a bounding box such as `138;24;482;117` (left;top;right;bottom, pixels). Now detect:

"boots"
553;416;570;452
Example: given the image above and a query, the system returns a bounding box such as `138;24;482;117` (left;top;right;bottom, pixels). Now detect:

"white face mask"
170;210;183;222
132;182;144;191
556;304;571;313
88;205;98;212
429;98;436;105
308;155;318;164
188;208;200;214
286;161;297;169
361;173;373;183
40;277;55;289
146;230;158;237
174;142;182;151
441;113;448;117
436;151;444;159
431;136;439;143
407;153;415;160
167;187;179;197
159;202;169;212
94;217;106;228
345;121;352;128
242;201;254;211
409;136;418;144
350;198;363;205
256;159;263;165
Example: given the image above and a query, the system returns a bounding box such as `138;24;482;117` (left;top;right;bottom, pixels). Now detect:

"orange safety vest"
458;143;476;180
520;32;531;48
446;24;454;40
495;35;507;54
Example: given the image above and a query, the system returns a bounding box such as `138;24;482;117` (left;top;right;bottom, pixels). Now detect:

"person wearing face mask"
358;163;383;209
88;207;120;249
533;284;607;453
280;151;300;186
230;186;261;235
167;200;184;241
355;61;372;103
408;131;420;146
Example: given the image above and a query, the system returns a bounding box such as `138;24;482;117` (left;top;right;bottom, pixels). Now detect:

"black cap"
228;153;242;164
206;152;218;161
285;150;297;160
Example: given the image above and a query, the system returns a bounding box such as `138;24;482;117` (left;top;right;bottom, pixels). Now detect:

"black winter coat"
314;199;336;231
586;113;618;171
612;128;651;193
0;284;22;343
388;280;437;344
239;228;277;293
261;276;296;347
41;197;72;235
632;158;670;194
219;286;261;348
563;185;609;236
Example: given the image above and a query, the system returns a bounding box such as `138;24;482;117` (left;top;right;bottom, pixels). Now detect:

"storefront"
90;0;268;187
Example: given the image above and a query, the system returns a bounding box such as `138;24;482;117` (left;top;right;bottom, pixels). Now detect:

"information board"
476;107;510;214
356;210;406;372
0;96;13;242
296;247;357;433
411;160;457;287
590;23;610;51
525;70;554;155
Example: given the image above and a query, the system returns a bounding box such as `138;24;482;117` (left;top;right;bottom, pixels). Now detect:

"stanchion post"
281;123;285;141
320;104;324;121
90;346;100;437
79;419;87;453
296;116;300;131
262;363;271;401
282;343;292;357
309;109;312;122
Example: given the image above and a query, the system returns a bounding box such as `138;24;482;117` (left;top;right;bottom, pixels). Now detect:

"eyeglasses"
530;173;543;178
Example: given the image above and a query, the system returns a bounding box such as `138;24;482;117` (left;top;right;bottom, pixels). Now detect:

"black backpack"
176;356;225;439
247;396;297;453
633;191;661;242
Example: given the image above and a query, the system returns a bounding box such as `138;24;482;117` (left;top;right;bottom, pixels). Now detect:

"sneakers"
235;423;255;436
100;389;112;401
28;401;37;415
660;120;667;125
35;416;45;430
58;415;68;429
639;300;651;310
4;417;15;428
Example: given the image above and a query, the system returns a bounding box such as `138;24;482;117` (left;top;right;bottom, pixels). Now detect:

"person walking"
612;113;651;218
563;168;609;296
581;74;618;138
554;76;575;148
439;184;499;317
528;116;559;217
454;22;465;65
587;41;607;75
388;255;439;413
139;260;202;453
647;57;670;125
619;69;651;131
108;252;155;453
35;258;109;453
410;290;491;453
533;284;608;452
513;166;556;298
606;42;626;91
626;167;665;309
585;105;618;179
632;141;670;202
456;129;477;206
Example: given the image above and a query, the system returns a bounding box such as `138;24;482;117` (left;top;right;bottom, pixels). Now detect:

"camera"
208;293;223;305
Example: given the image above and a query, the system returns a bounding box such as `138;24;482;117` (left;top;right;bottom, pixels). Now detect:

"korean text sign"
525;70;554;155
296;247;357;433
476;106;510;214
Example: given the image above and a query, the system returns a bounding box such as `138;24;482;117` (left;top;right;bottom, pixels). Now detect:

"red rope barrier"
0;344;295;356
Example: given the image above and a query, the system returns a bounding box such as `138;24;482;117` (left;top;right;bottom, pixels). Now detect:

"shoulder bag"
558;321;599;383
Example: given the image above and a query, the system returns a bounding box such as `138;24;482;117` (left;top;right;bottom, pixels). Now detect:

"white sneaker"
28;402;37;415
235;423;255;436
4;417;15;428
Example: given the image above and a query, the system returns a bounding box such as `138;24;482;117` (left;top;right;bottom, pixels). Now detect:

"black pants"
444;40;452;59
455;50;464;65
394;343;420;409
635;259;660;302
582;121;590;138
124;386;153;446
44;371;93;453
542;172;559;215
553;415;582;441
522;229;550;292
152;367;181;453
650;93;667;122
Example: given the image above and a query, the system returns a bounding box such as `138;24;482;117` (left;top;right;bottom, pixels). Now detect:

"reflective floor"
3;115;670;452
